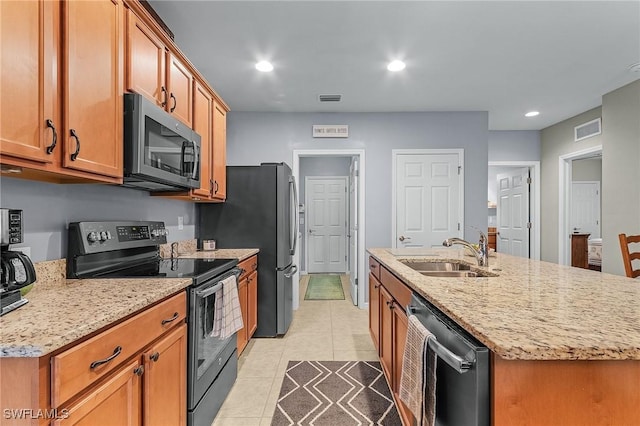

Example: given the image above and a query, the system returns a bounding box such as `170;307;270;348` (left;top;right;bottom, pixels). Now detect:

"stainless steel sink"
399;260;498;278
399;261;472;272
418;270;479;277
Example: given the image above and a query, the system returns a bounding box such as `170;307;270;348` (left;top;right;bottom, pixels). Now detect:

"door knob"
308;229;314;234
399;235;411;242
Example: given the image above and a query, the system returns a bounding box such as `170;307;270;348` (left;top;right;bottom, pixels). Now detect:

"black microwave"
123;93;201;192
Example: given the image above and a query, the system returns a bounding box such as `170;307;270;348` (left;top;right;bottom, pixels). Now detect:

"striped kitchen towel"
399;314;437;426
211;274;244;339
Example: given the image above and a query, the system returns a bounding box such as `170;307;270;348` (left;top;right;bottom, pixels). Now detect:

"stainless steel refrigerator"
197;163;298;337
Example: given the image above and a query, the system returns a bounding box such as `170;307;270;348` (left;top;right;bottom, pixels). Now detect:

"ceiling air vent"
575;118;601;142
318;94;342;103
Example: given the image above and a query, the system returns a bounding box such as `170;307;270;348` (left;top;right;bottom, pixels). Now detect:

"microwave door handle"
406;305;474;373
191;139;199;180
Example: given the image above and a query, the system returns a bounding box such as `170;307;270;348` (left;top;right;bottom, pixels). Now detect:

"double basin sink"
399;260;498;278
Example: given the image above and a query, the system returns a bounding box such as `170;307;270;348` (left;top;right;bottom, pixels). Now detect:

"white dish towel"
211;275;244;339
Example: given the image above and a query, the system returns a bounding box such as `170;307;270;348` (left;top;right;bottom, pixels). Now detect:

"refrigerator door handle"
289;175;299;256
284;264;298;278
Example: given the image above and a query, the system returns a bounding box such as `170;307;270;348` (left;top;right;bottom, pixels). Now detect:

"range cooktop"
94;258;238;285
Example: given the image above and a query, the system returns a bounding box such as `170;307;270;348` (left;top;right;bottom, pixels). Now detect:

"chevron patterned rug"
270;361;402;425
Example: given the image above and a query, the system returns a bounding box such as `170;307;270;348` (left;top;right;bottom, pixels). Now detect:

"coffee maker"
1;209;36;315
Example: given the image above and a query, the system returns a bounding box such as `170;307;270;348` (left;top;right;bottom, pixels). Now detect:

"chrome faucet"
443;228;489;266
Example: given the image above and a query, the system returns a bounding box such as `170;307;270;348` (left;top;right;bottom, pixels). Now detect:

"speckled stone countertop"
368;247;640;361
177;248;259;261
0;259;191;358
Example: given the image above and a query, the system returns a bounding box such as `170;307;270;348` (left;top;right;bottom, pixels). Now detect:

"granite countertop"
368;247;640;361
1;247;259;358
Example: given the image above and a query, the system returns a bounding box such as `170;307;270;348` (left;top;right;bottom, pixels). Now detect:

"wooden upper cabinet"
0;0;55;164
212;100;227;200
167;54;193;127
126;9;165;107
62;0;123;178
192;81;214;199
126;10;192;127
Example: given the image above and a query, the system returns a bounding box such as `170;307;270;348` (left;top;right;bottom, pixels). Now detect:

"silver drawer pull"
90;346;122;369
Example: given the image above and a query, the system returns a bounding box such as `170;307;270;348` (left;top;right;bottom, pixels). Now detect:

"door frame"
304;175;349;274
558;145;602;265
489;161;541;260
392;149;464;248
293;149;366;309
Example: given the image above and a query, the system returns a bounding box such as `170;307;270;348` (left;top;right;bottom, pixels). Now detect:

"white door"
571;181;601;238
497;168;530;257
348;158;359;305
394;152;462;248
306;177;348;273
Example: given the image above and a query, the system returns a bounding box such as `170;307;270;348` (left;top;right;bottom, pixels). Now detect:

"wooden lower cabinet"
237;255;258;355
54;359;142;426
379;285;393;383
143;324;187;426
368;273;380;351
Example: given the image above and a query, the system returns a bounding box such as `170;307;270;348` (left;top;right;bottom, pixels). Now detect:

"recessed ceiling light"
255;61;274;72
525;111;540;117
387;60;406;72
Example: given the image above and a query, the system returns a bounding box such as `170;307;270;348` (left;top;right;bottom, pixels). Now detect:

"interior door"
571;181;601;238
395;153;462;248
348;158;359;305
306;177;347;273
497;167;531;257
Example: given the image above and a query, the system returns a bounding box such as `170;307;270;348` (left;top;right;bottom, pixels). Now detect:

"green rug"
304;275;345;300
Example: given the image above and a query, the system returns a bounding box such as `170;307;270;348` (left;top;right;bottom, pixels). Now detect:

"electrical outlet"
178;216;184;230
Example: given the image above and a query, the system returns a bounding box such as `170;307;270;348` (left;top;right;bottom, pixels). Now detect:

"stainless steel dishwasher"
408;293;490;426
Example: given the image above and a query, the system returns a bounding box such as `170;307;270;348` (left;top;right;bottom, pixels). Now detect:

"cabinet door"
369;273;381;352
167;54;193;127
247;270;258;337
379;285;393;383
192;81;213;199
63;0;123;178
0;0;55;163
143;324;187;426
236;279;248;355
126;9;166;107
55;359;142;426
211;101;227;200
392;302;415;426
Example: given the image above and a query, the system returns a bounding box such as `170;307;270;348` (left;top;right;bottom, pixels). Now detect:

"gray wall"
602;80;640;275
299;156;352;271
0;177;196;261
540;107;603;263
488;130;541;161
572;158;602;182
226;111;489;253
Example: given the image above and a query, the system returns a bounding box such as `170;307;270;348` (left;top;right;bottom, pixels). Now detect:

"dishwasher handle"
407;305;474;374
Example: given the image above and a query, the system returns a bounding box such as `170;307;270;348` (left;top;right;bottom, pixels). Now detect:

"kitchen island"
368;247;640;425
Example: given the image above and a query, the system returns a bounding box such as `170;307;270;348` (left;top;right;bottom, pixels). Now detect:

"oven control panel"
68;221;167;255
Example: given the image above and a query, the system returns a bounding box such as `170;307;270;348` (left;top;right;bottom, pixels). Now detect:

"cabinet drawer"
238;255;258;282
369;257;380;280
380;267;412;309
52;292;186;407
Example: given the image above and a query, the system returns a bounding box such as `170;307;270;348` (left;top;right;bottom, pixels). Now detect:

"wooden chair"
618;233;640;278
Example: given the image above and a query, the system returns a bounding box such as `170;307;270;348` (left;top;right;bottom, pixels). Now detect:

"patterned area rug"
271;361;402;425
304;275;345;300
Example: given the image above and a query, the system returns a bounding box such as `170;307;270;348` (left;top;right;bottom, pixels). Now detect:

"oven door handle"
407;305;474;373
196;282;223;298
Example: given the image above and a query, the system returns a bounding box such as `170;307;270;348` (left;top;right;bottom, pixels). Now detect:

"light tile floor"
212;274;376;426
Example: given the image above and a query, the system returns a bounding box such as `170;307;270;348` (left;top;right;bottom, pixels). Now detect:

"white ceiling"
149;1;640;130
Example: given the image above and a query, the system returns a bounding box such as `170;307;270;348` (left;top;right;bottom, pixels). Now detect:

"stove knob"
87;232;99;243
100;231;108;241
151;229;160;238
162;228;168;236
106;231;112;240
